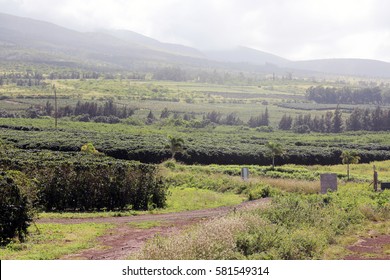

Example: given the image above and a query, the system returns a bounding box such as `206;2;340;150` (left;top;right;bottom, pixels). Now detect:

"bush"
80;143;100;155
0;171;33;245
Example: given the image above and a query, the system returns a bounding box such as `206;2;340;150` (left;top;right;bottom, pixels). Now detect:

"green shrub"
80;143;100;154
247;185;274;200
0;171;33;245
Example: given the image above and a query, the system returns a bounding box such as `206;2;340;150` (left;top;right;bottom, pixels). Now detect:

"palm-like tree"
340;150;360;180
265;141;284;168
166;136;184;160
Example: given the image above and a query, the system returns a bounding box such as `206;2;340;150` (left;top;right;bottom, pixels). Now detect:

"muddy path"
40;198;270;260
345;235;390;260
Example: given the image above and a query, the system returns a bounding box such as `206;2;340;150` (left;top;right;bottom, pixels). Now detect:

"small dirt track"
38;198;270;260
345;235;390;260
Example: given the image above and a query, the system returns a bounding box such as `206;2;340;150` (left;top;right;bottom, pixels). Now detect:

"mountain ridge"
1;12;390;77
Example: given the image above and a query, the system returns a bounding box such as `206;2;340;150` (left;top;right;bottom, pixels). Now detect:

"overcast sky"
1;0;390;61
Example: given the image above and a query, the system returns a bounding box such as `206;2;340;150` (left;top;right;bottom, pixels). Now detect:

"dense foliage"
0;171;33;245
306;86;383;104
279;107;390;133
0;148;167;211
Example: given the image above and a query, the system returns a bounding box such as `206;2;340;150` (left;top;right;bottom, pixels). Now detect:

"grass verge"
0;223;113;260
158;187;246;213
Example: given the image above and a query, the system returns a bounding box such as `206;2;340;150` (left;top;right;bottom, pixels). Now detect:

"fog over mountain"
1;0;390;62
1;13;390;77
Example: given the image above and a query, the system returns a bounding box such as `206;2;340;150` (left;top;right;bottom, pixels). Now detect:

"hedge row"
0;153;167;211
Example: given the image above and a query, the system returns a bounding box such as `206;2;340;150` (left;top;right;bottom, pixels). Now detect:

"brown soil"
345;235;390;260
40;198;270;260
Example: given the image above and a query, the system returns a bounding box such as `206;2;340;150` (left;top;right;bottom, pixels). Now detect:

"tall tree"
340;150;360;181
166;136;184;160
332;107;343;133
263;107;269;126
265;141;284;168
324;111;333;133
279;114;293;130
346;108;363;131
146;110;156;124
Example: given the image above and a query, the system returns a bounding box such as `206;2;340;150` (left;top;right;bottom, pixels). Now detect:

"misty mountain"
204;46;290;67
105;29;205;59
1;12;390;78
0;13;209;70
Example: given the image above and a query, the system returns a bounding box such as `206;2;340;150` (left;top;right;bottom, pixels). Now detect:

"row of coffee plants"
1;121;390;165
0;146;167;212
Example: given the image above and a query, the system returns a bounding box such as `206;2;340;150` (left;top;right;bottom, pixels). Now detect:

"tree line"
24;100;134;123
306;86;383;104
279;107;390;133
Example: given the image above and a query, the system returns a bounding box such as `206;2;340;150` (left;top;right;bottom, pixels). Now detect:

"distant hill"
1;13;390;77
0;13;209;70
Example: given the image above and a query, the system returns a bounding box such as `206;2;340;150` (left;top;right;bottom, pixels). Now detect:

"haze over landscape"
1;8;390;77
1;0;390;62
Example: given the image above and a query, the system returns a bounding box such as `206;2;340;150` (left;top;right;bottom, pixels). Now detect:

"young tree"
44;101;54;116
340;150;360;180
160;107;170;119
263;107;270;126
278;114;293;130
166;136;184;160
265;141;284;168
146;110;156;124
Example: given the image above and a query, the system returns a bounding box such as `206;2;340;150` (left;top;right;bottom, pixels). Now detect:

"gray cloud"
0;0;389;61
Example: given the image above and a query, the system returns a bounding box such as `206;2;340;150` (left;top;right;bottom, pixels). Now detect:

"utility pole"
53;84;57;129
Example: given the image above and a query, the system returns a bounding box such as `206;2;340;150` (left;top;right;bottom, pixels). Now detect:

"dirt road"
39;198;270;260
345;235;390;260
